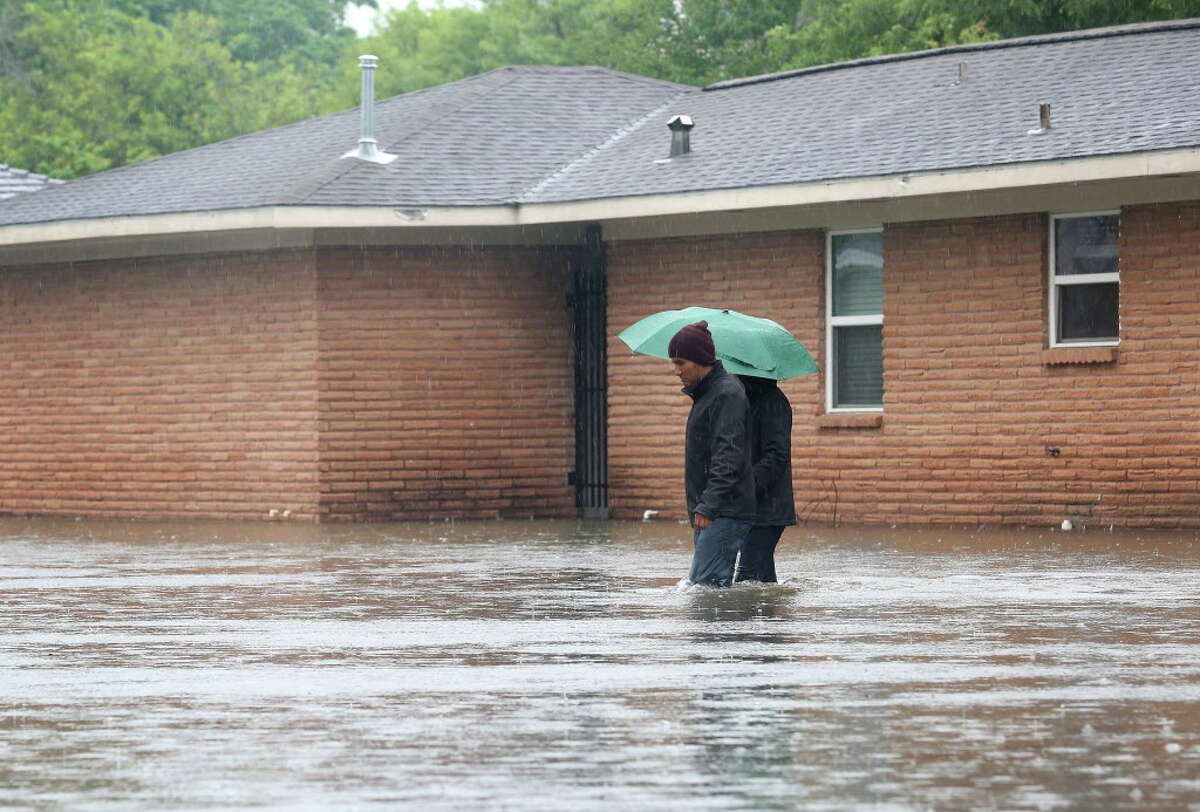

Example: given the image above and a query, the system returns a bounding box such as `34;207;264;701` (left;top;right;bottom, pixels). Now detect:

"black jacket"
742;376;796;527
682;362;756;523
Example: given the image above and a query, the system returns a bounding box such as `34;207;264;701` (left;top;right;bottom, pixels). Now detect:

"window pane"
832;232;883;316
834;325;883;407
1055;215;1118;276
1059;282;1119;341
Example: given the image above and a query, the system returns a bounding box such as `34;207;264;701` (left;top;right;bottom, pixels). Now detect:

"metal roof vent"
1027;102;1052;136
343;54;397;164
667;115;694;158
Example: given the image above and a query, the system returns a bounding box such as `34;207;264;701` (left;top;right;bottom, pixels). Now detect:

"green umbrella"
617;306;819;380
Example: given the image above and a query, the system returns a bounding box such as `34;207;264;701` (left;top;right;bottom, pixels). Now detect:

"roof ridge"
510;64;693;91
516;88;697;204
283;66;693;206
0;163;61;182
704;17;1200;91
279;68;528;204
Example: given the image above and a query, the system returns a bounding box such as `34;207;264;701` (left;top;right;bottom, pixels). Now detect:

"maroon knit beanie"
668;320;716;366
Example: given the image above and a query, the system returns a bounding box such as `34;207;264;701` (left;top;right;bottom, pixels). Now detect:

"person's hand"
693;513;712;529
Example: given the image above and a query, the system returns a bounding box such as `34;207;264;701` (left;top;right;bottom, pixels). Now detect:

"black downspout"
569;224;609;519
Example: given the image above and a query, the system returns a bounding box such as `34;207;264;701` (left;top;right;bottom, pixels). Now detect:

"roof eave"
1;147;1197;259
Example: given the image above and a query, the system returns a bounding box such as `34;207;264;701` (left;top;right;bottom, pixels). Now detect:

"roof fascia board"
1;148;1196;257
0;205;526;251
313;223;587;247
0;227;315;266
525;148;1200;224
602;174;1200;240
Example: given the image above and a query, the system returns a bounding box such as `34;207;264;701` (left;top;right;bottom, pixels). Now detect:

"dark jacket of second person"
682;361;756;523
742;376;796;527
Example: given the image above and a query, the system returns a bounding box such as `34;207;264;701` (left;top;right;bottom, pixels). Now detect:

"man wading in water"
669;321;756;587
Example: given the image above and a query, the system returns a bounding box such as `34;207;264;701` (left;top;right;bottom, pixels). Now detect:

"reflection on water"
2;517;1200;809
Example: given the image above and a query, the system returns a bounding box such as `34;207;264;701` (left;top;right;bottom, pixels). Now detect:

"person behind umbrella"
734;375;796;583
668;321;756;587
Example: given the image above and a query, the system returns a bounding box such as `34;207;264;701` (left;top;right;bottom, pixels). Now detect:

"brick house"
1;21;1198;527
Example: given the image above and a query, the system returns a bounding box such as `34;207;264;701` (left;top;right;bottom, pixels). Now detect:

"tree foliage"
0;0;365;177
758;0;1200;72
348;0;1200;95
2;0;1198;180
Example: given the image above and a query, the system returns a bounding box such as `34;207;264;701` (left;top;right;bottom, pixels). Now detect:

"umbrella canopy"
617;306;819;380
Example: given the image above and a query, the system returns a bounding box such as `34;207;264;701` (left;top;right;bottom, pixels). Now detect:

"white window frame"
1049;210;1120;348
826;228;884;413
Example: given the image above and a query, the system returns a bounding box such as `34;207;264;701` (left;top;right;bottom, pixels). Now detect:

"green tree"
6;0;1200;180
357;0;1200;93
342;0;682;102
348;3;495;97
921;0;1200;38
760;0;1200;74
651;0;798;83
6;0;375;64
475;0;678;76
0;3;331;178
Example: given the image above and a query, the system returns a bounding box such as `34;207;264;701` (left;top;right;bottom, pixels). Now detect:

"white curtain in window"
830;231;884;408
832;234;883;317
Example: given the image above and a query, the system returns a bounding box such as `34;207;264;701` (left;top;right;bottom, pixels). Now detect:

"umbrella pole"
731;550;742;586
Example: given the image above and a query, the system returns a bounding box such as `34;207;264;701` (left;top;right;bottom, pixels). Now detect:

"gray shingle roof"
0;67;688;227
0;19;1197;228
529;20;1200;203
0;164;63;201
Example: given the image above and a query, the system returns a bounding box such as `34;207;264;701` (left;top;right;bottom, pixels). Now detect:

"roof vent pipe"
343;54;397;164
667;115;694;158
1027;101;1052;136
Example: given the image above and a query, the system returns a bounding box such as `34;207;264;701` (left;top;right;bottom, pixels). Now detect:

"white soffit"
1;148;1197;258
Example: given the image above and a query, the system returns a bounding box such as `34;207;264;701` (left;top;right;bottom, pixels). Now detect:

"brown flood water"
2;517;1200;810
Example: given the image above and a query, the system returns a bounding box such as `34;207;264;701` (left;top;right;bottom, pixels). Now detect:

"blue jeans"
688;518;752;587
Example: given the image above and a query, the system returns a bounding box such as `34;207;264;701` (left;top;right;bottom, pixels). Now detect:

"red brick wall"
607;201;1200;529
2;200;1195;527
1107;201;1200;526
883;213;1068;525
0;250;320;520
315;245;576;520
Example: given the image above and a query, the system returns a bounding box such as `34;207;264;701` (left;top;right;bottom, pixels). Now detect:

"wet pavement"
2;517;1200;810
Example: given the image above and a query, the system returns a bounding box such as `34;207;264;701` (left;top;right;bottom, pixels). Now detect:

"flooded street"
3;517;1200;810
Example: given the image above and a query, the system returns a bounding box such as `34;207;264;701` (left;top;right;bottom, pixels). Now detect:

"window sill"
816;413;883;429
1041;346;1117;366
